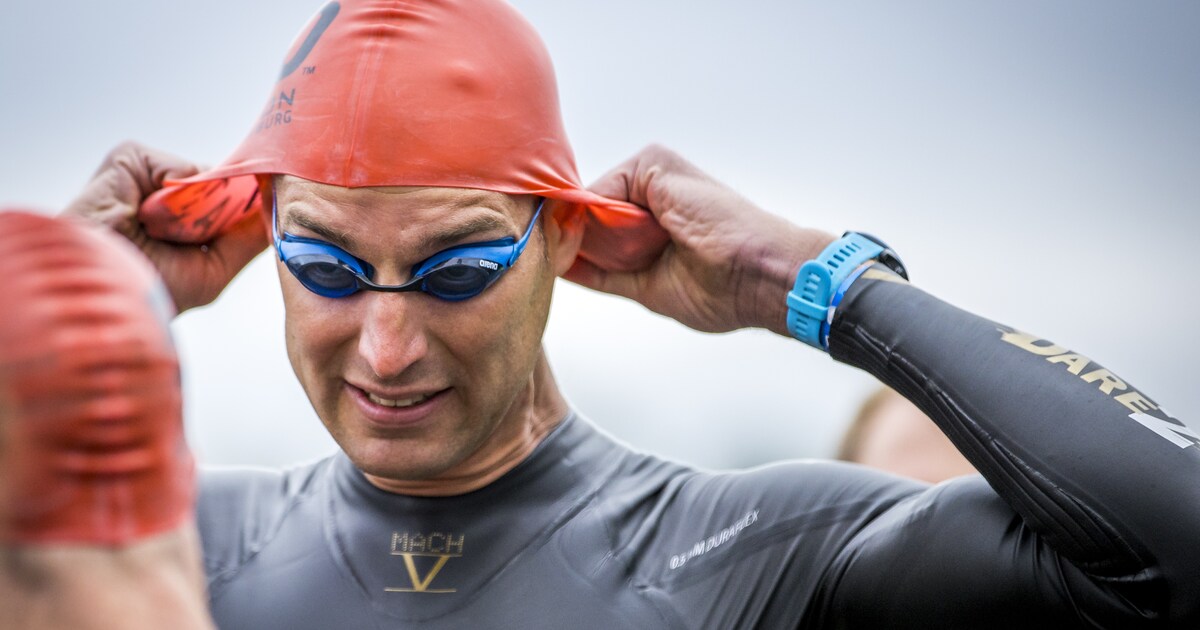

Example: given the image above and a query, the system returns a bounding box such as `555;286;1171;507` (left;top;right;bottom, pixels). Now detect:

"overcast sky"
2;1;1197;469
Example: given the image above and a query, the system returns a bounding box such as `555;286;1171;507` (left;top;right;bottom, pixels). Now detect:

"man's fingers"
563;257;644;302
65;142;204;227
62;167;139;225
586;144;701;220
207;211;269;279
92;141;203;198
585;144;678;210
586;158;639;206
150;211;267;312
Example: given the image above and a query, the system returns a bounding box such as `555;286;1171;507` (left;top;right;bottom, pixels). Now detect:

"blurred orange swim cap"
140;0;666;270
0;210;193;545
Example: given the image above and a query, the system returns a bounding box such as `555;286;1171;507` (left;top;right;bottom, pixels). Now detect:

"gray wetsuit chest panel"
199;416;927;629
198;414;1110;629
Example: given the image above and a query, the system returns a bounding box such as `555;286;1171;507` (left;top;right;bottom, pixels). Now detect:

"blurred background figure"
838;387;976;483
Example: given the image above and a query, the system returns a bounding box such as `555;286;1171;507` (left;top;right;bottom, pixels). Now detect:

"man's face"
272;176;575;483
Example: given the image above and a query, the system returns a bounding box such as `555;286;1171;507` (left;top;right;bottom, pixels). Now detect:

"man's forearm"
0;526;213;630
828;264;1200;622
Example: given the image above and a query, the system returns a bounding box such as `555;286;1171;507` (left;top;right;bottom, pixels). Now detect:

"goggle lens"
420;259;498;301
286;254;362;298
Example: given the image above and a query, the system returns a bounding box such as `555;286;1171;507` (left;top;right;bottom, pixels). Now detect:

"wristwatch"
786;231;907;350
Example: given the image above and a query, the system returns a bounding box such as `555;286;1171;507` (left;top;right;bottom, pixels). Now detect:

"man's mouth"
366;391;433;408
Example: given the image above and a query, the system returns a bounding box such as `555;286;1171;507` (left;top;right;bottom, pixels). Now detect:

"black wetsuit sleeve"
819;266;1200;628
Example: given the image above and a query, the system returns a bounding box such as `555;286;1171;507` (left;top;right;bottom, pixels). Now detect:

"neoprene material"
0;211;193;545
138;0;668;272
195;265;1199;628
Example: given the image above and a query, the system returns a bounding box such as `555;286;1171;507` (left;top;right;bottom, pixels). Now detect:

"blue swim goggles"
272;195;543;301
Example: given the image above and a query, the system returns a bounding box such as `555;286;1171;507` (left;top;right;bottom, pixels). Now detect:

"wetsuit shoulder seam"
206;458;335;602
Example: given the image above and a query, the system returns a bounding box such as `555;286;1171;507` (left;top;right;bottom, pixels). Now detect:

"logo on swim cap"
279;1;341;80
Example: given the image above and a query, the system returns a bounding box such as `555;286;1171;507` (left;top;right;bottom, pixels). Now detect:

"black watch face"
847;231;908;280
878;250;908;280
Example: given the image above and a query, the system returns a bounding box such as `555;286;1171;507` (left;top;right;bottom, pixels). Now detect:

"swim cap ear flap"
557;193;670;272
140;174;262;244
135;0;668;272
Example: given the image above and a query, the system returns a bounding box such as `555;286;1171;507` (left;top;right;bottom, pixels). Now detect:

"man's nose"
357;292;429;379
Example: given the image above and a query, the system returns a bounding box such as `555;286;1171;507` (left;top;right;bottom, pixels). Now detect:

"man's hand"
566;145;835;336
62;141;267;313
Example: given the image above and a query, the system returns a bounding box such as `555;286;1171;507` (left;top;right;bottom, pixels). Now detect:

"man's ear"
543;200;586;277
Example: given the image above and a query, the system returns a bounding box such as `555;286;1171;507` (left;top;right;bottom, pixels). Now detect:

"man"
8;1;1200;628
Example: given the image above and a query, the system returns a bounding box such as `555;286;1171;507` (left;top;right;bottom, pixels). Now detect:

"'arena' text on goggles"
272;194;544;301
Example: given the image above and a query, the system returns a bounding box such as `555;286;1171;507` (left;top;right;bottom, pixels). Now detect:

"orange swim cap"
139;0;667;271
0;211;193;545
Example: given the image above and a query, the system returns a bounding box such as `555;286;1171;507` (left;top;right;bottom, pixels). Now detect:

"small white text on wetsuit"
669;510;759;570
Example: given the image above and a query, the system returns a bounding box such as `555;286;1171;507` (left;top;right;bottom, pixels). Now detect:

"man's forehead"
274;176;525;250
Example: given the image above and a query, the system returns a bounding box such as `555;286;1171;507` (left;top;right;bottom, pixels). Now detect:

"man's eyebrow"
284;210;358;251
284;206;517;256
424;214;514;252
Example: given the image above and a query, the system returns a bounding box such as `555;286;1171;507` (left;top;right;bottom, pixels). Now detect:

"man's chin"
347;447;458;486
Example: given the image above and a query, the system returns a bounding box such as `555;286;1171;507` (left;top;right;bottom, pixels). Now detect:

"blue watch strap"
786;233;885;350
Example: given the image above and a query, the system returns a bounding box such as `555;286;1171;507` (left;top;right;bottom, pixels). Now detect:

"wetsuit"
197;267;1200;628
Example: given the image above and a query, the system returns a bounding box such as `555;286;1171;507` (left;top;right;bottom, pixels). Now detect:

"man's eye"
306;262;352;286
424;263;492;298
292;258;358;293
